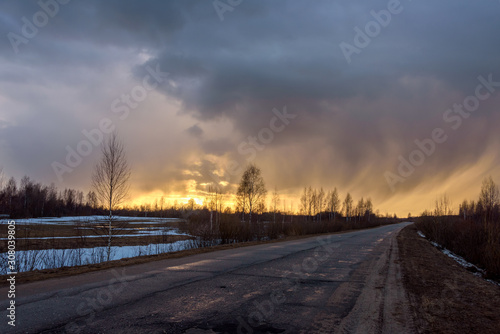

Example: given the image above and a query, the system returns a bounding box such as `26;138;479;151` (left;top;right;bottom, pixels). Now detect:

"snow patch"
8;216;183;225
0;240;196;274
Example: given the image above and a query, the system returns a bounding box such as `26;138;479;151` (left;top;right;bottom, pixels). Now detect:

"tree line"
417;176;500;280
299;186;374;222
419;176;500;223
458;176;500;223
211;163;380;224
0;170;94;218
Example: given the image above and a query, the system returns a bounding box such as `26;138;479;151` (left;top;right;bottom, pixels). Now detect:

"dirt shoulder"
398;224;500;334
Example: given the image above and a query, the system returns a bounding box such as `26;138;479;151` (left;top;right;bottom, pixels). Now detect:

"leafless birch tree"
343;193;353;222
91;132;131;261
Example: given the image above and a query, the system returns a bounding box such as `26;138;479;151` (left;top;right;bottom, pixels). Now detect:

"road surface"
1;222;415;333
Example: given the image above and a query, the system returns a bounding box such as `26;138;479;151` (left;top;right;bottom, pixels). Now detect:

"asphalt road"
0;222;415;334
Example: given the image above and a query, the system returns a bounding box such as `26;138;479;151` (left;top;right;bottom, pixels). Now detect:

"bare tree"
317;187;325;222
327;188;340;221
478;176;499;222
365;198;373;221
159;196;165;217
5;177;17;212
207;185;224;230
434;194;452;216
355;197;365;222
459;199;469;220
300;186;314;219
300;187;308;217
86;191;98;209
236;185;247;222
271;186;280;223
206;186;215;230
343;193;353;222
236;164;267;224
311;188;318;219
92;132;131;261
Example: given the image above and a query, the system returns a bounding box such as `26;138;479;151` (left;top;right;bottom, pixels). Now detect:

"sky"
1;0;499;216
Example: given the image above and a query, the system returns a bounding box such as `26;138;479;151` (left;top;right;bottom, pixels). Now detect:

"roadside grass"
415;216;500;280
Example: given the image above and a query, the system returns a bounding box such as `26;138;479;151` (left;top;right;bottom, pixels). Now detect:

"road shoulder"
398;224;500;334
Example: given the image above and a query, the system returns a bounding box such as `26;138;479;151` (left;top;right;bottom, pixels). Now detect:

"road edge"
397;223;500;334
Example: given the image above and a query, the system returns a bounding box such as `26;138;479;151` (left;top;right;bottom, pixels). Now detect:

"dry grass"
415;216;500;280
181;211;395;244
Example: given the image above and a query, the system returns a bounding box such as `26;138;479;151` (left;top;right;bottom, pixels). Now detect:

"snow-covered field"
10;216;182;225
1;215;190;240
0;240;196;274
0;226;190;241
0;216;197;274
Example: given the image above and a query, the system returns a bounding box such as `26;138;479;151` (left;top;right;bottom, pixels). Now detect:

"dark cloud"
1;0;500;214
186;124;203;138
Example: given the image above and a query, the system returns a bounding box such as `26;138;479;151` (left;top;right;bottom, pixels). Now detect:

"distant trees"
206;185;224;230
479;176;499;222
299;187;374;223
365;198;373;221
300;187;327;221
300;186;313;218
271;186;280;223
0;173;197;219
0;157;387;227
343;193;353;221
91;133;131;261
315;188;325;222
187;198;196;211
459;199;475;220
5;178;17;214
458;176;499;222
355;198;365;222
434;194;453;216
327;188;340;221
236;164;267;223
354;197;373;222
0;174;94;218
86;191;98;209
419;176;500;280
0;167;4;191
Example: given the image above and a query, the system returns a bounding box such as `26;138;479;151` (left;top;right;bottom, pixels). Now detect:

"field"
0;216;194;274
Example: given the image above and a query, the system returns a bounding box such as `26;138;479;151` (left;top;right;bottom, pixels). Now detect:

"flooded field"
0;216;197;273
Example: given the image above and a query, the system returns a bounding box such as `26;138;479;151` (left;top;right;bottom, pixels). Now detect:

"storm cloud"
1;0;500;215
